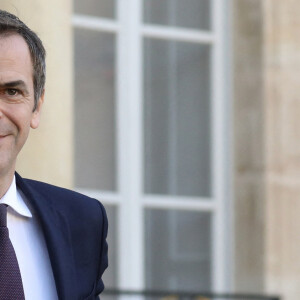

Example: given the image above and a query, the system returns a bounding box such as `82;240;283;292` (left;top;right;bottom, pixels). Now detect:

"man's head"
0;11;45;181
0;10;46;111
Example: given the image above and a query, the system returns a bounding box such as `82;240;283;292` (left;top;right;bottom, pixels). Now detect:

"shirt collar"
0;175;32;218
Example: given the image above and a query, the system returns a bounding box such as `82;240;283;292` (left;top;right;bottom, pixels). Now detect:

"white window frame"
73;0;231;293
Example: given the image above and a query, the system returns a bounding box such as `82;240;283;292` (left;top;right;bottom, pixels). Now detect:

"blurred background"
2;0;300;299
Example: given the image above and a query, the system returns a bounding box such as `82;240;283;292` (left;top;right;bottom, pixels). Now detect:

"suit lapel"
15;173;77;300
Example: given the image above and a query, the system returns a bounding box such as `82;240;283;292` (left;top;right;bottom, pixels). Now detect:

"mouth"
0;134;10;139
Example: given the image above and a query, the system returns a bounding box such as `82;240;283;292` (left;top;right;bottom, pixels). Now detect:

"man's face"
0;34;43;177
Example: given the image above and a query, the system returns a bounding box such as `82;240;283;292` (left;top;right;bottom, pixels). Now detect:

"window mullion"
142;25;215;44
117;0;145;290
72;14;119;32
211;0;229;292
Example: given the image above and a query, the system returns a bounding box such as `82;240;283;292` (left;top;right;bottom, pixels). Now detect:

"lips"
0;134;12;140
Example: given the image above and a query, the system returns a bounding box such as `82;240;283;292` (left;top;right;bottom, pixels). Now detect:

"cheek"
5;107;33;134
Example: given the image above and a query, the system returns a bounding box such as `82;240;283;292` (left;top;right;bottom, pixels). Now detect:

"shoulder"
16;173;106;220
16;173;109;295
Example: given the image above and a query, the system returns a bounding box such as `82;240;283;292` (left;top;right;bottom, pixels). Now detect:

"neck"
0;170;14;199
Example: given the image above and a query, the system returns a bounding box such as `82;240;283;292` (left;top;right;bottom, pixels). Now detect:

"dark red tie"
0;204;25;299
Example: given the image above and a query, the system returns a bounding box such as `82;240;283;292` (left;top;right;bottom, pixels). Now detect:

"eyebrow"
0;80;29;94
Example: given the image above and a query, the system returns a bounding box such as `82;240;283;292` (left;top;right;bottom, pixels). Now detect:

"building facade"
1;0;300;299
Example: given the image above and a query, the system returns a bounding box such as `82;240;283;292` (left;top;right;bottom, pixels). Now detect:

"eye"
6;89;19;96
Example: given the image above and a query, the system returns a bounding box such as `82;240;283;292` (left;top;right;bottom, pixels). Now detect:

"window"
73;0;229;291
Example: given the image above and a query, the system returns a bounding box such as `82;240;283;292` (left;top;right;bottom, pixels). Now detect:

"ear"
30;90;45;129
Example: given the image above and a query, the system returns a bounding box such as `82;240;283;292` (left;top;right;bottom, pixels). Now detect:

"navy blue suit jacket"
15;172;108;300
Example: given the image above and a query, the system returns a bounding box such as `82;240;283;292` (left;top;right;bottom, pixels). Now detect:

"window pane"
144;0;210;30
74;28;116;191
74;0;115;19
144;38;211;197
102;206;118;288
145;209;212;290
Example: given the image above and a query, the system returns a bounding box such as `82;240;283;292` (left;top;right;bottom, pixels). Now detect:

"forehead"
0;33;33;83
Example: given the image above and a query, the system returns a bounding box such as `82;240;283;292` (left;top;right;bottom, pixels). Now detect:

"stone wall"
264;1;300;299
234;0;300;299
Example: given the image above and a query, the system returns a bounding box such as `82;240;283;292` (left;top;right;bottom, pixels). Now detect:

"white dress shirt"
1;176;58;300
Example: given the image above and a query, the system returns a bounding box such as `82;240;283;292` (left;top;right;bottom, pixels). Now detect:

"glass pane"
144;38;211;197
144;0;210;30
145;209;212;290
74;28;116;191
74;0;115;19
102;206;117;288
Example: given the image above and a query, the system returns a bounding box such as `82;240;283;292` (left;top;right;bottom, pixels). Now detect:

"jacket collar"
15;172;77;300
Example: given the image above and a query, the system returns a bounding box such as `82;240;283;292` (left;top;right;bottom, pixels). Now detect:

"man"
0;9;108;300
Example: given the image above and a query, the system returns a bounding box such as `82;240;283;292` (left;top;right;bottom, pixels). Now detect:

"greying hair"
0;9;46;111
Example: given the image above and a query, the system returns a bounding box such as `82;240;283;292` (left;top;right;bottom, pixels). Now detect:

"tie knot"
0;204;7;227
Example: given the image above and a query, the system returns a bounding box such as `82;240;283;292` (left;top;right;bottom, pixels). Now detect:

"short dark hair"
0;9;46;111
